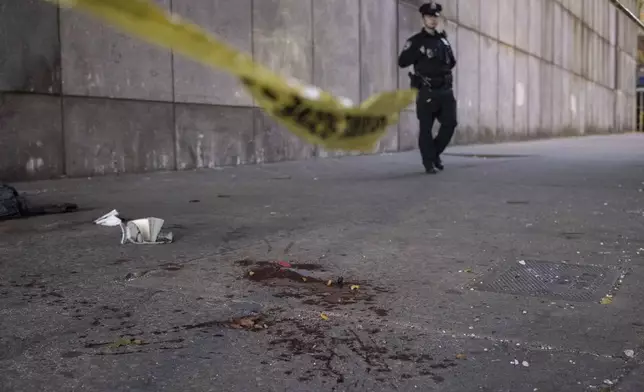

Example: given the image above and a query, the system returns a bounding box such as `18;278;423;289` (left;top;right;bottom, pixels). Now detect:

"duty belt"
409;73;453;89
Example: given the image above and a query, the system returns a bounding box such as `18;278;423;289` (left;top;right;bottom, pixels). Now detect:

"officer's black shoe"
425;166;438;174
434;160;444;171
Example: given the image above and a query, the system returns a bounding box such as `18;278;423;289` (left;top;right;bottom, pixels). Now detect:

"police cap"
419;2;442;17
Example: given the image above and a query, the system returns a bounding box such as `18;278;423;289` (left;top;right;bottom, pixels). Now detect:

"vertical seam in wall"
169;0;178;170
496;2;500;138
526;0;531;138
614;9;620;131
477;1;481;140
250;0;257;163
310;0;318;158
513;1;517;135
396;0;401;151
57;5;66;177
358;0;363;103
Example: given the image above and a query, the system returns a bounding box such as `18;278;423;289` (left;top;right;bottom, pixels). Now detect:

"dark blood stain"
111;259;129;265
225;294;234;299
84;342;111;349
161;263;183;271
274;291;307;299
371;308;388;317
430;359;458;369
445;289;463;295
390;353;414;361
60;371;75;379
246;264;323;283
235;259;254;267
401;374;413;379
432;375;445;383
61;351;83;358
189;199;200;203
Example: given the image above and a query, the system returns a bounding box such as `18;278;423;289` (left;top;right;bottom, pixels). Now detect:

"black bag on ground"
0;183;27;220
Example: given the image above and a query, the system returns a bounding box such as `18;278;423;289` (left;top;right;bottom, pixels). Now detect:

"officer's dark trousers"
415;87;458;169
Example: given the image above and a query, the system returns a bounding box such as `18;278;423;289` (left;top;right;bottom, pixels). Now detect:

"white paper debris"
522;361;530;367
604;380;614;385
301;86;322;100
94;210;173;245
510;359;519;366
518;260;526;265
625;349;635;358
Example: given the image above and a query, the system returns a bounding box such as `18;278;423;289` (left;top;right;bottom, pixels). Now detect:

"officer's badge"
425;48;435;58
403;40;412;50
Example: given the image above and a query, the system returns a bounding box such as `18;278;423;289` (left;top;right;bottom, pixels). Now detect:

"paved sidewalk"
2;133;644;392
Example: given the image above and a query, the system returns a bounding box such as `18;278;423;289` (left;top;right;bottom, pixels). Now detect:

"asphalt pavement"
1;133;644;392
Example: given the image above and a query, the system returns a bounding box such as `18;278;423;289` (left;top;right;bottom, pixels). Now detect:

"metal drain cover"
471;260;623;302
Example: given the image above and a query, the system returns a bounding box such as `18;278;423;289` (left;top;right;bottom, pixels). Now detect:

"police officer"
398;2;457;174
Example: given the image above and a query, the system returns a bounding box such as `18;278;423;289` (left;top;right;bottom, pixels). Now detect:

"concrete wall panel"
313;0;360;103
570;75;585;134
458;0;480;30
398;110;418;152
569;0;582;18
552;2;564;68
479;37;498;142
455;29;479;143
514;51;529;139
561;70;573;134
63;97;175;177
551;66;564;135
514;0;530;52
527;55;541;137
608;5;617;46
175;104;255;170
539;61;553;137
528;0;542;57
444;21;459;92
498;0;516;46
497;45;515;139
479;0;498;39
172;0;252;106
314;0;360;158
252;0;313;84
541;0;554;62
582;0;592;26
0;94;63;181
581;27;590;80
60;0;173;101
253;109;316;163
398;2;420;113
360;1;399;152
360;0;398;100
561;10;573;71
572;17;583;75
0;0;61;94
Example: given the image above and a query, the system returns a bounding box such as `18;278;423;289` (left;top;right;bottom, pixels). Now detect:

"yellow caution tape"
47;0;417;152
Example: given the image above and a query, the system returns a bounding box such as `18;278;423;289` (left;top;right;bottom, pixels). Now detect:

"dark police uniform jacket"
398;29;456;90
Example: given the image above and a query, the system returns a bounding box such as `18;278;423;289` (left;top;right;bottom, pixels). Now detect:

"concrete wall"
0;0;639;181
